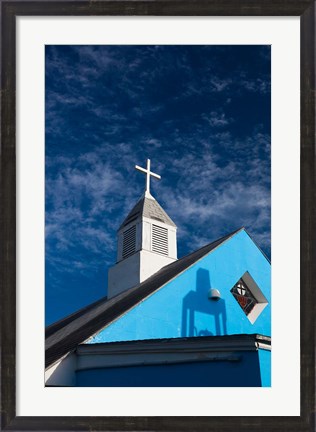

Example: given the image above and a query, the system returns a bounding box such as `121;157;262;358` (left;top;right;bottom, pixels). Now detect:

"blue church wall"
258;348;271;387
76;350;262;387
87;230;271;344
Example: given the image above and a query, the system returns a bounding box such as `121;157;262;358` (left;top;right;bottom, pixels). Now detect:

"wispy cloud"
203;111;232;127
240;77;271;93
210;77;232;92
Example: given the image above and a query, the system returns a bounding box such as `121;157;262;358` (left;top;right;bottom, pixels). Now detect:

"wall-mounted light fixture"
208;288;221;301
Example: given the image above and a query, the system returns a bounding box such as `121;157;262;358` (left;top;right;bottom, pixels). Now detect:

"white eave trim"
76;334;271;371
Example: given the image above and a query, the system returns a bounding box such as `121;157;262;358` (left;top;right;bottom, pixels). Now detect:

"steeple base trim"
108;250;176;299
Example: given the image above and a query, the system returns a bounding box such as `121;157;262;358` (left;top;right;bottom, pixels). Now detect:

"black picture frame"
1;1;315;430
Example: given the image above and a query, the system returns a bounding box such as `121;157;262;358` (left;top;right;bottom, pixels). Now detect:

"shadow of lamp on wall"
181;268;227;337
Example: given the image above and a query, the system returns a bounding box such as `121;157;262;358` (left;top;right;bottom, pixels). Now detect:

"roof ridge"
173;226;244;264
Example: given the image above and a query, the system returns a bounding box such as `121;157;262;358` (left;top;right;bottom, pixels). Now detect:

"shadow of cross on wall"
181;268;227;337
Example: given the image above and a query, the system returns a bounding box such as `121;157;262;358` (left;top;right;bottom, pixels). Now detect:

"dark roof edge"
243;229;271;264
45;296;107;338
170;226;245;264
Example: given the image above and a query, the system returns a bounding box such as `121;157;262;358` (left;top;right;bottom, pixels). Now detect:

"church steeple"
107;159;177;299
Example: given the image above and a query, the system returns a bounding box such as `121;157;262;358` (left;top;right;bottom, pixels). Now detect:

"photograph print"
45;45;271;387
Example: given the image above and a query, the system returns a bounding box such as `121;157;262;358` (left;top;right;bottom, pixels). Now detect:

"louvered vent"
152;224;168;256
122;225;136;259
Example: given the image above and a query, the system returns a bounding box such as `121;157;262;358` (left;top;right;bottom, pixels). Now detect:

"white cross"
135;159;161;195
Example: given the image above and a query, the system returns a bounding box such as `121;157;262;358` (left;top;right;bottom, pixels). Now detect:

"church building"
45;159;271;387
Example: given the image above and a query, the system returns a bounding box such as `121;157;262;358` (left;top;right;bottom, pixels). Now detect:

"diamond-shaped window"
230;272;268;324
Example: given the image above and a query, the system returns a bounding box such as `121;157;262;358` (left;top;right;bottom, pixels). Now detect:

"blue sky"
45;45;271;325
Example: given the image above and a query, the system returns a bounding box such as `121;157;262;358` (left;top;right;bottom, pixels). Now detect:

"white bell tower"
107;159;177;298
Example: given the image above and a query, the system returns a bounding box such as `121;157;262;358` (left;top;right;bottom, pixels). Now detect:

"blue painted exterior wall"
258;348;271;387
87;230;271;344
76;350;262;387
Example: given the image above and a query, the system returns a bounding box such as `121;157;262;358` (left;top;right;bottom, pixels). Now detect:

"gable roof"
46;227;245;368
119;195;176;230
